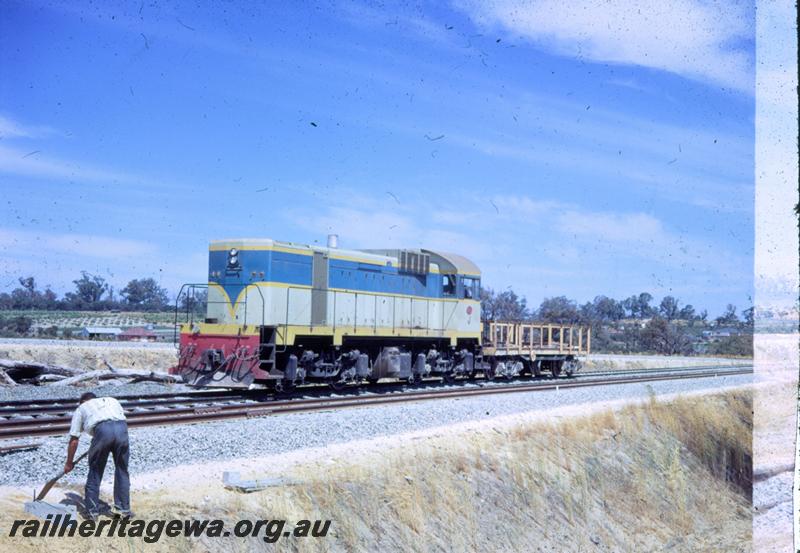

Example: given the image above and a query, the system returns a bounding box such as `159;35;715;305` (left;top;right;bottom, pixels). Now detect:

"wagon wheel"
563;359;580;378
484;363;496;381
550;361;563;378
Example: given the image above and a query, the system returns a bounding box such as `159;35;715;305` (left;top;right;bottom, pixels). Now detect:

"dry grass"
582;355;752;372
0;390;752;552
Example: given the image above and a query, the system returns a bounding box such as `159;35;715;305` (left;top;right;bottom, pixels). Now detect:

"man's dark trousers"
85;420;130;515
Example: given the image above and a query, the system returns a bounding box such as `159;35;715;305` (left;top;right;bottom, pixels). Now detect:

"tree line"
480;288;753;356
0;274;171;312
480;289;753;328
1;274;753;356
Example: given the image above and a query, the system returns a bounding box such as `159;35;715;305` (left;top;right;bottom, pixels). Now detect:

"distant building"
80;327;122;340
702;328;739;341
618;318;650;330
118;327;158;342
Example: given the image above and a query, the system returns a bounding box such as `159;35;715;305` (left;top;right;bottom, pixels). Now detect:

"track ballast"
0;364;752;443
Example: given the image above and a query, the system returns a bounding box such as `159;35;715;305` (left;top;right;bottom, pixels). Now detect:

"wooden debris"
0;358;182;386
50;369;111;387
0;368;17;387
49;366;183;386
0;360;82;378
223;471;298;493
32;374;67;384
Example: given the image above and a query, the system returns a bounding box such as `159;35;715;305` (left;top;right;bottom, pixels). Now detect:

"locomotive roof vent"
399;250;430;275
327;234;338;249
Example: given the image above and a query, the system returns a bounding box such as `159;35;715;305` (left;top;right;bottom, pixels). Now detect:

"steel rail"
0;388;251;410
576;363;752;379
0;442;41;454
0;392;265;417
0;366;752;440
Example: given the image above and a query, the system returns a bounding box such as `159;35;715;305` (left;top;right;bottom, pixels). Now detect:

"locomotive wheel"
407;373;422;386
328;379;347;391
442;372;456;384
505;361;520;380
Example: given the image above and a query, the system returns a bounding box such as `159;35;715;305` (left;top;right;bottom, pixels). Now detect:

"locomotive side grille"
399;251;430;275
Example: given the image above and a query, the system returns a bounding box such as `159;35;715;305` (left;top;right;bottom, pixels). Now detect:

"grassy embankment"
0;389;751;552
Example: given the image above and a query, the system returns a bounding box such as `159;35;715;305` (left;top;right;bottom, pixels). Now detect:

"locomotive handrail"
174;282;266;347
250;282;266;329
173;283;210;347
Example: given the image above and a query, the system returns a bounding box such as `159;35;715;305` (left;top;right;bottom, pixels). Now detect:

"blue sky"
0;0;755;316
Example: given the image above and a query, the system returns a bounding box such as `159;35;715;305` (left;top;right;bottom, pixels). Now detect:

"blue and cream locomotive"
173;237;484;388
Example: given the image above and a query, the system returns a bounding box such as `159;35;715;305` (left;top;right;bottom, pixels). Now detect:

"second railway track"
0;365;752;441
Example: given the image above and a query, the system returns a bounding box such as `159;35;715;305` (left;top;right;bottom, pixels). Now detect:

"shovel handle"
35;449;92;501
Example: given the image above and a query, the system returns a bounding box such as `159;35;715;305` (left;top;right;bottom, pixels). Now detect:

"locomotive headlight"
228;248;240;269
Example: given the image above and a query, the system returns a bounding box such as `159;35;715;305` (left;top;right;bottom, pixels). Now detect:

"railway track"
0;364;752;442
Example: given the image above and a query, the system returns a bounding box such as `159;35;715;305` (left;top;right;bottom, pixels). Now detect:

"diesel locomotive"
170;236;589;389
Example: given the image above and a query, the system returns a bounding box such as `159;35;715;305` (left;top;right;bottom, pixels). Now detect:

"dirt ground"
752;333;799;553
0;341;177;372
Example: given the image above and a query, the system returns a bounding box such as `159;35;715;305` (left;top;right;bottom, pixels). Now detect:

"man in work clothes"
64;392;131;519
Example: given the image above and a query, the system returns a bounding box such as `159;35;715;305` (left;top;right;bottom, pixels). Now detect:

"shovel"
35;449;90;501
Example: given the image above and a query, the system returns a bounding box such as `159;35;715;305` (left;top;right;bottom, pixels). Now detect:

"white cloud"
283;186;750;312
0;227;198;296
0;240;205;298
0;113;187;189
558;211;663;244
440;129;753;212
455;0;753;92
0;228;156;259
0;114;60;139
0;145;138;184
